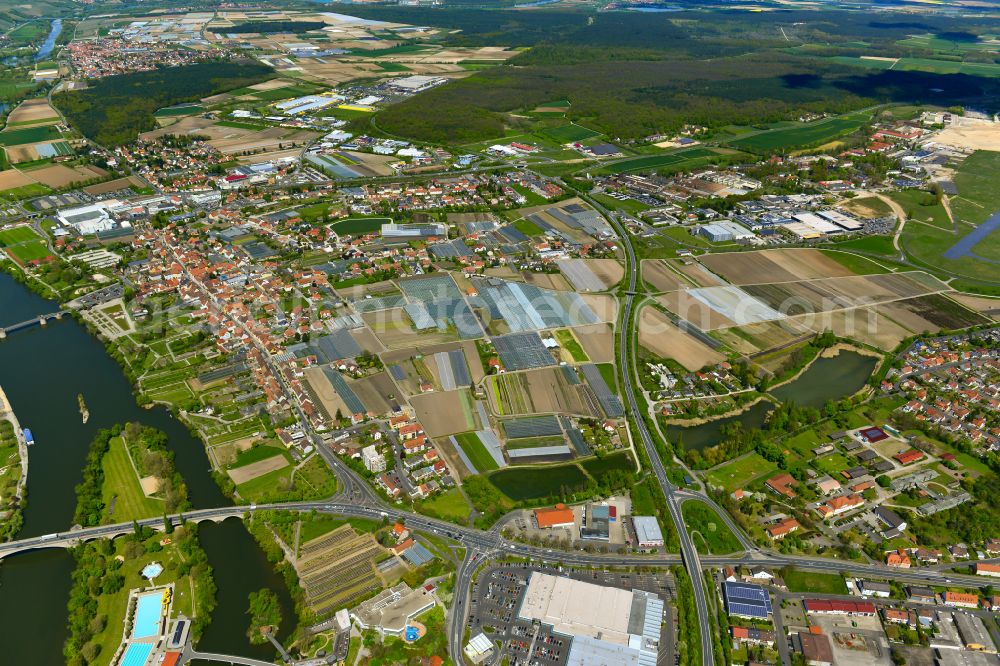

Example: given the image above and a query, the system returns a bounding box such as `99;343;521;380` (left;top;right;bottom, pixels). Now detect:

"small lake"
770;350;878;409
665;350;877;452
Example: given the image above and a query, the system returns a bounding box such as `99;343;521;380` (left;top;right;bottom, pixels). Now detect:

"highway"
591;193;717;666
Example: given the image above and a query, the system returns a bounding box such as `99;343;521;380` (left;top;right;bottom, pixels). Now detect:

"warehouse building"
517;572;663;666
631;516;664;548
722;582;772;619
696;220;755;242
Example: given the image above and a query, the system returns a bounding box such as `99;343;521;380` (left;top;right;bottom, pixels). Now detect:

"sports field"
541;122;601;144
329;216;390;235
0;226;50;263
728;110;872;152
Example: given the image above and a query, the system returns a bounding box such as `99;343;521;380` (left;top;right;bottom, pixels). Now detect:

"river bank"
0;384;28;541
0;273;296;662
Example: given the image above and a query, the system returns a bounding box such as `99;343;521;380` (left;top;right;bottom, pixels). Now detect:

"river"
35;18;62;62
0;273;294;662
665;350;877;453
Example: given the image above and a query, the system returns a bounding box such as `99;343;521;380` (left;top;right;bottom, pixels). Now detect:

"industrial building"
696;220;754;243
581;504;612;541
517;572;663;666
631;516;664;548
534;504;575;529
381;222;448;239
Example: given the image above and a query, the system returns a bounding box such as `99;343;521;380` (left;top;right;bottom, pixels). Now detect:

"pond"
665;350;877;452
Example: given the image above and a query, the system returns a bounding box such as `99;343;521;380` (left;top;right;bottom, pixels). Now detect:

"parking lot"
468;563;675;666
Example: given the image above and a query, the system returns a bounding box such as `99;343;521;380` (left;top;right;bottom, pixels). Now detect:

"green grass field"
681;500;742;554
555;329;588;362
329;216;390;235
728;111;872;152
101;436;164;522
455;432;499;473
704;453;777;492
540;122;600;144
602;147;717;174
784;569;847;595
819;250;894;275
512;217;544;236
0;125;61;146
415;488;471;523
0;226;41;245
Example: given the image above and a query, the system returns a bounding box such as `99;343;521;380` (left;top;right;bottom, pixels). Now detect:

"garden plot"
638;306;724;371
228;453;290;485
295;524;386;618
350;371;398;416
489;367;602;418
364;308;461;349
521;271;571;291
303;366;350;420
642;259;692;292
698;248;856;285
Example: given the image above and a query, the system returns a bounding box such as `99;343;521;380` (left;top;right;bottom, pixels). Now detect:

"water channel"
0;273;294;662
665;350;878;453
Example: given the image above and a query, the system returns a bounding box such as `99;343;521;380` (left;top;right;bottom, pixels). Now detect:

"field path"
873;192;909;258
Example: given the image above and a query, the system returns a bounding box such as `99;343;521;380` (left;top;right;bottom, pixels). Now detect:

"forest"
334;5;1000;144
54;61;273;146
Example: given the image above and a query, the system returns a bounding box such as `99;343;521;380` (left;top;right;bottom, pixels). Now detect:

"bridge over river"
0;311;63;338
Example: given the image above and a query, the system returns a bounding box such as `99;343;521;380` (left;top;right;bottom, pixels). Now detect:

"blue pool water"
120;642;153;666
405;626;419;641
141;563;163;579
132;592;163;639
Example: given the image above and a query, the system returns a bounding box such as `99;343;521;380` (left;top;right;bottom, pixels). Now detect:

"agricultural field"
454;431;500;472
638;306;723;372
599;147;718;175
410;389;478;438
489;367;602;418
329;216;391;236
0;124;62;146
642;259;692;292
554;328;588;363
540;122;601;144
726;110;872;152
294;523;388;618
415;488;471;523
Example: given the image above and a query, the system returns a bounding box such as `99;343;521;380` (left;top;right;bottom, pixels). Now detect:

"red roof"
894;449;924;465
162;654;181;666
804;599;876;614
858;426;888;442
534;504;574;528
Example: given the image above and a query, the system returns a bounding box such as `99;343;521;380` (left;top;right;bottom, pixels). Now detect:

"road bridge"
182;650;278;666
0;311;63;338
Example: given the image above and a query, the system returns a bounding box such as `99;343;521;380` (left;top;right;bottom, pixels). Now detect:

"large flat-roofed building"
696;220;754;243
632;516;664;548
722;582;772;619
518;573;663;666
581;504;611;541
534;504;575;529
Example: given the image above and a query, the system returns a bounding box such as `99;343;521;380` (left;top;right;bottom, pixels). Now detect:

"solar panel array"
722;582;772;619
492;332;555;371
580;363;625;418
503;415;562;439
389;364;406;380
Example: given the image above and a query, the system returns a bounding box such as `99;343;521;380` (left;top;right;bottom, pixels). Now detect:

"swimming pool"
405;626;419;641
120;642;153;666
131;592;163;639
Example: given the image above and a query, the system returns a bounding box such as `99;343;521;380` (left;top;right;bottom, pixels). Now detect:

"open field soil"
667;258;726;287
698;248;857;285
657;291;737;331
949;293;1000;319
579;293;617;322
714;318;813;356
521;271;570;291
642;259;692;292
7;99;60;125
581;258;623;289
878;293;989;331
572;323;614;364
0;169;35;191
27;164;107;188
350;371;398;416
304;367;349;420
638;306;724;371
410;389;479;437
228;453;290;485
83;175;147;195
349;326;386;354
